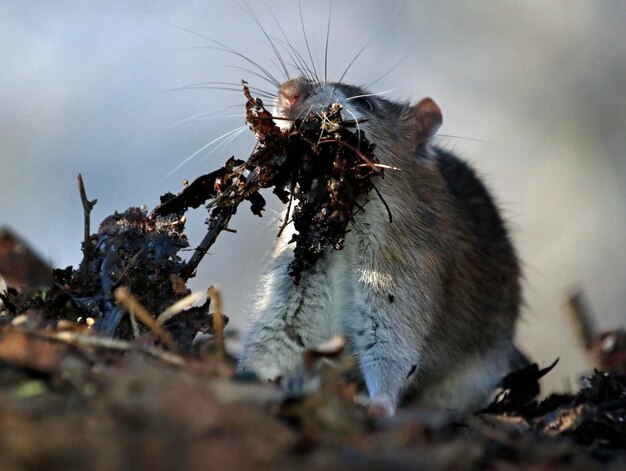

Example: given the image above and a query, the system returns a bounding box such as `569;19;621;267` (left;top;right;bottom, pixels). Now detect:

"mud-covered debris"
14;206;193;342
84;206;189;337
1;181;226;355
485;359;559;416
153;81;382;283
161;298;225;352
483;359;626;451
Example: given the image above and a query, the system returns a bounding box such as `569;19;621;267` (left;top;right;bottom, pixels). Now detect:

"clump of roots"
153;80;386;283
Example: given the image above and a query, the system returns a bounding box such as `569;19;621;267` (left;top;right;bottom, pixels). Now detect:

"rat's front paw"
239;338;303;382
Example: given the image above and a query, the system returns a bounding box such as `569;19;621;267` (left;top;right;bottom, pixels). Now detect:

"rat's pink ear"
411;97;442;146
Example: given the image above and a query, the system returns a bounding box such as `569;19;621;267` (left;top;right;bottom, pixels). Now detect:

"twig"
77;174;97;270
564;289;596;350
372;183;393;223
319;138;382;175
151;86;383;284
342;118;369;127
597;398;626;411
113;287;179;353
26;329;184;366
113;248;145;289
156;291;205;325
148;142;283;283
179;213;233;280
358;163;402;171
129;312;140;338
276;183;295;237
207;286;226;359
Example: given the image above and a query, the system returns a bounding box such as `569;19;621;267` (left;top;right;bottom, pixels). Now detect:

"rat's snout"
276;77;313;127
274;78;358;131
278;77;311;107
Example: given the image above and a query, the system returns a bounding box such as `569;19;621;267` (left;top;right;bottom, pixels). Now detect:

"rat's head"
274;77;442;152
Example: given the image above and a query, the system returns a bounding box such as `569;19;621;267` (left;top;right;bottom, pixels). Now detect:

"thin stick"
372;183;393;224
77;174;97;269
319;139;382;175
129;313;140;338
277;183;295;237
179;213;233;281
358;163;402;171
156;291;205;326
207;286;225;360
28;330;184;366
564;289;597;350
113;287;179;353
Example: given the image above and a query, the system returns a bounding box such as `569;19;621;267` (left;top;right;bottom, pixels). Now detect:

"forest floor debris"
0;306;625;470
2;204;625;470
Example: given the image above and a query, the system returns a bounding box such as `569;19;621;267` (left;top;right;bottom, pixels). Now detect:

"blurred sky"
1;0;625;392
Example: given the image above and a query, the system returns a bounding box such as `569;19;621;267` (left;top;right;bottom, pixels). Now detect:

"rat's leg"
344;264;432;417
239;243;341;381
351;305;423;416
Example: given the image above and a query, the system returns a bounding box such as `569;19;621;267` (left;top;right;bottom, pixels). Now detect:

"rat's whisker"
240;1;290;82
274;40;318;87
139;8;281;87
298;0;320;85
335;1;404;92
334;40;371;94
175;47;282;90
295;104;316;126
194;114;245;122
174;80;276;97
343;107;362;149
346;88;398;101
222;65;285;91
163;126;247;180
200;126;247;163
434;134;494;144
365;25;433;90
156;106;243;136
261;0;317;86
166;84;275;100
324;0;333;84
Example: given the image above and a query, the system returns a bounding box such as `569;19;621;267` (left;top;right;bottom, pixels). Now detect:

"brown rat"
239;76;525;416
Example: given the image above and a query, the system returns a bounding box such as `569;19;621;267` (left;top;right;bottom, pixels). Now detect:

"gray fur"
239;78;522;416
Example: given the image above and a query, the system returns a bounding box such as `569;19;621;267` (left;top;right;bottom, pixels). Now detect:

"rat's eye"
350;96;375;112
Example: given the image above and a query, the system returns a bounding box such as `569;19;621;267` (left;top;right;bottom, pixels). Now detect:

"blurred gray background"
1;1;625;391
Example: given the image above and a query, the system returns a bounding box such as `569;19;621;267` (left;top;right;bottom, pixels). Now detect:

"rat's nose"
282;91;301;107
278;77;311;110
